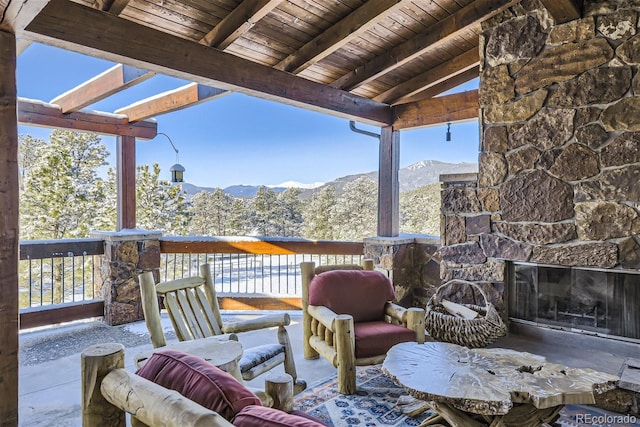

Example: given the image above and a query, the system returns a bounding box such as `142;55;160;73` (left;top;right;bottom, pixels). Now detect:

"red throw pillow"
233;405;328;427
135;350;261;420
308;270;395;322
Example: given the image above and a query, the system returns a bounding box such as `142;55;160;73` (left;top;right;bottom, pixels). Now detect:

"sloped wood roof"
1;0;581;128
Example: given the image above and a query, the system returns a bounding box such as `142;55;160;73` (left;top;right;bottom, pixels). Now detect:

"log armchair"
300;261;425;394
138;264;306;396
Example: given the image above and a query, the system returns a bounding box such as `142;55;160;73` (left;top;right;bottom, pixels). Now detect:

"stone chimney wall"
440;0;640;310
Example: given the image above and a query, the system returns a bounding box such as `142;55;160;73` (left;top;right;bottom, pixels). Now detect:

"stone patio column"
91;230;162;325
364;236;419;308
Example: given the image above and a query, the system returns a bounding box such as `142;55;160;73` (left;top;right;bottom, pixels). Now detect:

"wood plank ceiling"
2;0;581;130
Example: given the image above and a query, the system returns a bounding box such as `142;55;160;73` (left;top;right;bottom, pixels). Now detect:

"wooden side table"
383;341;619;427
134;336;243;381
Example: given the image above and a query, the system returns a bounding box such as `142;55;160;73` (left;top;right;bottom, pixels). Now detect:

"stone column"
91;230;162;325
364;236;420;308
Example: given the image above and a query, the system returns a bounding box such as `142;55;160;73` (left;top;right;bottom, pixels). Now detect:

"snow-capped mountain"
181;160;478;198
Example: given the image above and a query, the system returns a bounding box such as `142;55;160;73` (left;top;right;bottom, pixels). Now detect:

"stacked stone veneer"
91;230;161;325
364;236;441;308
441;1;640;313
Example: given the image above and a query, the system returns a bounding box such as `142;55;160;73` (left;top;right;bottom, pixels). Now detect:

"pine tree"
20;130;108;240
250;186;279;236
400;183;441;235
302;186;337;240
18;134;47;192
333;177;377;241
274;188;302;237
189;188;235;235
135;163;189;235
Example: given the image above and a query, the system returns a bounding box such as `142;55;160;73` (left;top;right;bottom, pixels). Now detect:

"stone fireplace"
438;0;640;342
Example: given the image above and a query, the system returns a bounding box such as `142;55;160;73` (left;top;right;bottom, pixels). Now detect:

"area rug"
294;365;434;426
294;365;639;427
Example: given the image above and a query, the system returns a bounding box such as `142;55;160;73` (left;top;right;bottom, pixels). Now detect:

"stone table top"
382;341;619;416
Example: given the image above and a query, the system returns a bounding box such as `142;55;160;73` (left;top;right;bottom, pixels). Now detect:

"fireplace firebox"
508;263;640;341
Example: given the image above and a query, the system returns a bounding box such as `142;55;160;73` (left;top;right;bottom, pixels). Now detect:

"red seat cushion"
233;405;328;427
353;321;417;358
308;270;395;323
135;350;261;420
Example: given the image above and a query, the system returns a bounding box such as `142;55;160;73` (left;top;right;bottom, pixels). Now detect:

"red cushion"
353;321;417;358
135;350;261;420
308;270;395;322
233;405;328;427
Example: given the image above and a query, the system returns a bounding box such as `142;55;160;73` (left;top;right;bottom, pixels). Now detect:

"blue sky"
17;43;480;188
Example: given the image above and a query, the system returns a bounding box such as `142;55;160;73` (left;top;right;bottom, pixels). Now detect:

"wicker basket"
425;280;507;348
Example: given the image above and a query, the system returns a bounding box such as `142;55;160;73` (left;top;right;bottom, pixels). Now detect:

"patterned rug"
294;365;639;427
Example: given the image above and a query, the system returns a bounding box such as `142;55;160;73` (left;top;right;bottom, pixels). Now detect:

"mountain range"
180;160;478;198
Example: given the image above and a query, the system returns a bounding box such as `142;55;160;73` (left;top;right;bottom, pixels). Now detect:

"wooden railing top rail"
19;238;104;260
160;236;364;256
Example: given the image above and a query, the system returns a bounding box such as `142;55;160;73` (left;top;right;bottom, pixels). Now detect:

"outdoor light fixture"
446;123;451;142
156;132;185;183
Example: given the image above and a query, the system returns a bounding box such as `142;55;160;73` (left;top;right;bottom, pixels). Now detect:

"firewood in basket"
440;299;479;319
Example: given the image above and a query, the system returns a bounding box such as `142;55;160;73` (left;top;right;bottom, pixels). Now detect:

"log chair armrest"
101;368;235;427
307;305;343;332
385;302;408;323
222;313;291;334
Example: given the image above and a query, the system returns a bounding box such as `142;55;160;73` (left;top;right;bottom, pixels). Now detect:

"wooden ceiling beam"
16;39;32;55
392;90;479;130
393;66;479;106
51;64;153;113
275;0;406;74
332;0;520;91
540;0;582;24
200;0;282;50
115;83;228;122
17;98;157;138
24;0;392;126
374;47;479;104
0;0;50;33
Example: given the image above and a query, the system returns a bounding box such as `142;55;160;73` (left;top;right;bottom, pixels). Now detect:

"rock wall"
441;0;640;309
91;230;161;325
364;236;441;308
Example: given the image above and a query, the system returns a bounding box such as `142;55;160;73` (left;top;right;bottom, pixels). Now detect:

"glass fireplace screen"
509;263;640;340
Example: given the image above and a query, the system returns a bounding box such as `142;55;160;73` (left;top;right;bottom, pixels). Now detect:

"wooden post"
81;343;126;427
377;125;399;237
300;261;319;359
116;135;136;230
362;259;374;270
264;373;293;412
201;263;224;329
0;29;19;427
277;325;304;393
406;307;426;344
138;271;167;348
335;314;356;394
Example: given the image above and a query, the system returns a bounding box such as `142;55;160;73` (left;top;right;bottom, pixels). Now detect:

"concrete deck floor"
18;312;640;426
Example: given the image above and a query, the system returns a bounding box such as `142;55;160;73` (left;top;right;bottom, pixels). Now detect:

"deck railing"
159;237;364;298
18;236;364;328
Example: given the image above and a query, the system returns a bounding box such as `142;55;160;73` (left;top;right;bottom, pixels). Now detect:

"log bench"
81;343;296;427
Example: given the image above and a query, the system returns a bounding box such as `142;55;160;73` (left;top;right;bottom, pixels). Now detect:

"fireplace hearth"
509;263;640;342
